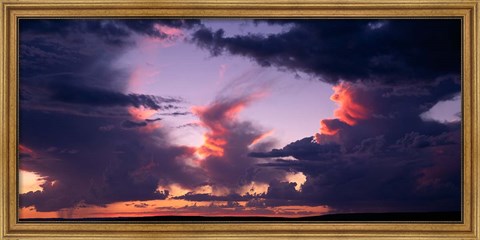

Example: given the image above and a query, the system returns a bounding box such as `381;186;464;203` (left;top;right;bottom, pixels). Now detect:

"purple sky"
112;21;338;148
113;20;459;147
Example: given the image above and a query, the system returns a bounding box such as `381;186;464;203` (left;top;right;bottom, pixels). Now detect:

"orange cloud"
315;82;371;143
196;135;227;158
140;122;162;133
249;130;274;146
319;119;339;136
128;106;157;121
127;106;160;132
331;82;370;126
192;93;264;159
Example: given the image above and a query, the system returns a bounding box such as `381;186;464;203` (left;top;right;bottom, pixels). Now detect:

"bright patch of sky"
421;94;461;122
113;20;335;149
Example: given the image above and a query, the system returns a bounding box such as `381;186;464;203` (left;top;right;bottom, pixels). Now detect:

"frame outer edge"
474;1;479;239
0;0;478;5
1;2;7;239
1;1;479;239
469;0;477;236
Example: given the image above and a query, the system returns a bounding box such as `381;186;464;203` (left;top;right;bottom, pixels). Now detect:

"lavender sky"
18;19;461;219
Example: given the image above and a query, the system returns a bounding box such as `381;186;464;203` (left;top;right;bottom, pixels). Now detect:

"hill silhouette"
20;211;461;222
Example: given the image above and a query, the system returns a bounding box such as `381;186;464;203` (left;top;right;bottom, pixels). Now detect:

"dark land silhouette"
19;211;461;222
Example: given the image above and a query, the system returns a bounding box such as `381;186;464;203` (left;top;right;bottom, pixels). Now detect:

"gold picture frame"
1;0;478;239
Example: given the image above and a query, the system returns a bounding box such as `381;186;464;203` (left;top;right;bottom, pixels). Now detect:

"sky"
18;19;461;219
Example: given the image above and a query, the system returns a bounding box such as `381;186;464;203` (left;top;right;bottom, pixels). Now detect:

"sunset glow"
331;82;370;126
128;106;158;120
19;170;45;194
315;82;372;143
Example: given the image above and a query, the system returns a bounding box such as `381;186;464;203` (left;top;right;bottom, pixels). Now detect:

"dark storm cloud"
19;19;187;118
145;118;162;122
19;26;184;116
395;131;456;149
346;81;457;146
248;78;461;211
18;19;206;212
184;19;460;213
121;118;162;129
253;128;461;212
262;180;301;200
121;120;148;128
20;181;168;212
211;20;464;212
192;19;461;86
20;77;183;119
154;201;278;216
243;180;319;208
19;19;202;91
49;81;180;110
174;193;253;202
191;20;463;211
249;137;341;160
21;19;202;46
172;179;313;208
19;111;207;212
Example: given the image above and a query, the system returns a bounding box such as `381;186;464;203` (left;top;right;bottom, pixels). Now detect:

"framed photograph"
1;0;478;239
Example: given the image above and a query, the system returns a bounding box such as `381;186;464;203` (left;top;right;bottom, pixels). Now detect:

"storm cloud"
192;93;286;192
21;19;202;47
191;19;461;212
192;19;460;86
18;19;206;212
